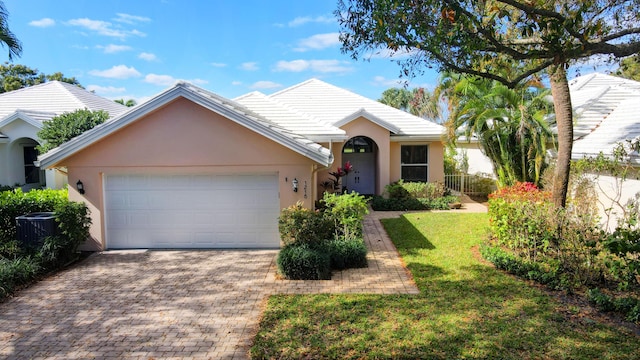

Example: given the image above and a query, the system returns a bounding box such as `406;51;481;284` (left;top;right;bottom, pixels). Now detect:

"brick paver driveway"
0;213;419;359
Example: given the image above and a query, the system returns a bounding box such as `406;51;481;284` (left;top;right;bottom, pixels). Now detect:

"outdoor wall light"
76;180;85;194
292;178;299;192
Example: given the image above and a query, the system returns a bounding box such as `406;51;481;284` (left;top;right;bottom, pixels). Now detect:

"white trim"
400;144;430;182
102;172;109;250
335;108;401;133
0;111;45;130
390;134;442;142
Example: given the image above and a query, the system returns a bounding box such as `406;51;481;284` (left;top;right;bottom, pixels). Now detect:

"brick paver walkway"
0;211;419;360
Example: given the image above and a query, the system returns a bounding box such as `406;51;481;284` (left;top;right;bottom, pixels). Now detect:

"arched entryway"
342;136;377;195
9;137;44;189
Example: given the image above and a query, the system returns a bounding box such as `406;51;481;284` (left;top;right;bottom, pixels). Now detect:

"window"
342;136;375;153
23;146;40;184
401;145;428;182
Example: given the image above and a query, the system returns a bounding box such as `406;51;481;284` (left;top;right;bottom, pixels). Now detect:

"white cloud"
89;65;141;79
210;62;227;68
29;18;55;27
144;74;208;87
274;59;353;74
288;15;333;27
240;62;259;71
87;85;126;93
67;17;146;38
191;78;209;85
232;81;242;86
144;73;176;86
98;44;132;54
113;13;151;25
138;52;158;61
294;33;340;52
371;75;408;87
250;81;283;90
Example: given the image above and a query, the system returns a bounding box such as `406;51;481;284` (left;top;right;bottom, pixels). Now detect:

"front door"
342;136;377;195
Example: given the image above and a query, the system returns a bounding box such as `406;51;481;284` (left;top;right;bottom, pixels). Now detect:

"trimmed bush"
371;180;457;211
0;188;68;256
278;202;333;246
323;237;368;270
371;195;458;211
277;244;331;280
0;189;92;301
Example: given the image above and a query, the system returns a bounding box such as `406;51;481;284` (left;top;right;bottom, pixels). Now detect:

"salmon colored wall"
429;142;445;182
389;141;446;183
316;117;391;197
60;98;318;250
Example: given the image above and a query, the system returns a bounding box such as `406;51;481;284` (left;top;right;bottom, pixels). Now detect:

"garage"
104;173;280;249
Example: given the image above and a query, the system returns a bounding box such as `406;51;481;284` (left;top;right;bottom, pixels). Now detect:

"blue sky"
2;0;440;104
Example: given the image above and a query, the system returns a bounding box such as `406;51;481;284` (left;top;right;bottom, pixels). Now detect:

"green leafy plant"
278;202;333;247
321;191;368;241
0;188;68;256
37;109;109;153
322;237;368;270
277;194;369;279
276;244;331;280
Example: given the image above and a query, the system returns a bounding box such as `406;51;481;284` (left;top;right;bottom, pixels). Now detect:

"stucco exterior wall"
456;142;495;176
316;118;446;199
59;97;318;250
389;141;445;183
0;119;41;186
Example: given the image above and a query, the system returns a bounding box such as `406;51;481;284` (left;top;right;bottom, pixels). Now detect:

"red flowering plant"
488;182;556;262
323;161;353;193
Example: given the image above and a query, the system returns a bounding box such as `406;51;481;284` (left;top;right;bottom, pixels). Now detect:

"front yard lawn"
251;212;640;359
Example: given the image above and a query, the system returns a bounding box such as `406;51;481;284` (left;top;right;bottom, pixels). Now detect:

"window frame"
400;144;429;182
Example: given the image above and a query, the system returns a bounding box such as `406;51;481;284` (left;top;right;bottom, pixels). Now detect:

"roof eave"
390;134;444;142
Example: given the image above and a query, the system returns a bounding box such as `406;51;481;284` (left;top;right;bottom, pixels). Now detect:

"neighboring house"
0;81;127;189
38;79;445;250
569;73;640;228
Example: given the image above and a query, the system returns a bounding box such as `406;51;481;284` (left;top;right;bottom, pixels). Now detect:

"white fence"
444;173;496;195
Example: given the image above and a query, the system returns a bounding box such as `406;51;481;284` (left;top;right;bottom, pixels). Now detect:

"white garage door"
104;174;280;249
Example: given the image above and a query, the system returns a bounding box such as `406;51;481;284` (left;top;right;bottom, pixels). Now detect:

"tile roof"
234;91;346;140
0;81;127;124
263;78;444;139
570;73;640;162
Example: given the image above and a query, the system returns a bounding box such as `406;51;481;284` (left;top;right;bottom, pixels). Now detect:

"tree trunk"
548;64;573;208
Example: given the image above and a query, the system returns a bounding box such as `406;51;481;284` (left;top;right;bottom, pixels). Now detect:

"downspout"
311;140;334;209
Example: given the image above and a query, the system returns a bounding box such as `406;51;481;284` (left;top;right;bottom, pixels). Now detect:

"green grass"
251;212;640;359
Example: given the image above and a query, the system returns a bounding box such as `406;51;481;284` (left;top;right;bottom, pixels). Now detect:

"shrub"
323;237;368;270
277;244;331;280
278;202;333;246
0;256;41;298
0;189;91;301
372;180;457;211
42;201;92;267
587;288;640;323
0;188;68;255
488;182;556;262
371;195;458;211
321;192;368;240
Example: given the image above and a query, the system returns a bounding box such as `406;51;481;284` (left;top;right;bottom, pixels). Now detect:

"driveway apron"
0;212;422;359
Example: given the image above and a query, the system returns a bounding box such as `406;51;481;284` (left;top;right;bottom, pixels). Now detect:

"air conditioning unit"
16;212;59;249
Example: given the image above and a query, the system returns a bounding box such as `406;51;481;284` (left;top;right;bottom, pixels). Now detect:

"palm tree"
0;2;21;60
379;87;442;121
445;74;554;187
378;88;413;112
